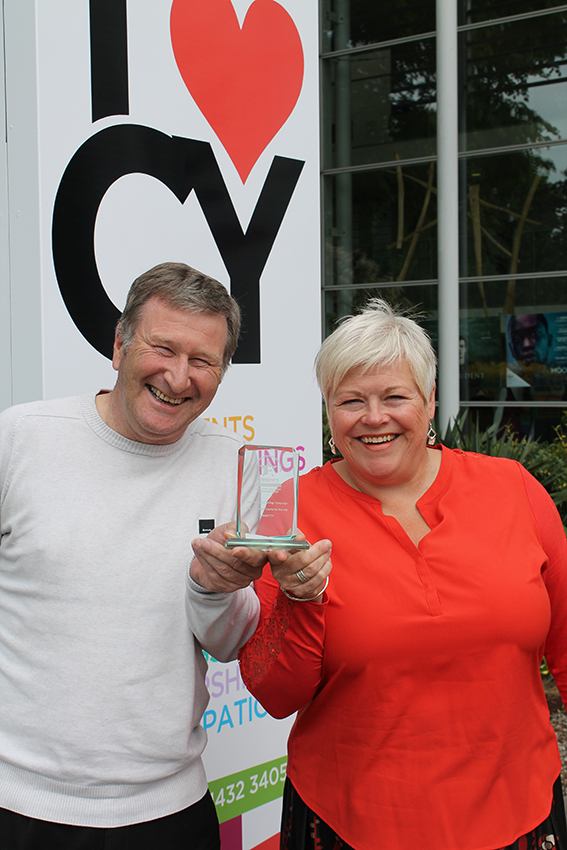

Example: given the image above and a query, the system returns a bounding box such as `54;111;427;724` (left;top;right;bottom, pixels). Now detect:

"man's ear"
112;327;125;372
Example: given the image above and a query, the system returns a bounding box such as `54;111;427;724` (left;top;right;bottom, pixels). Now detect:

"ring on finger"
295;568;309;583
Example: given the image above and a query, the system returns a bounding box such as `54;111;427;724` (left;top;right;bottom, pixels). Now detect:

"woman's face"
327;360;435;491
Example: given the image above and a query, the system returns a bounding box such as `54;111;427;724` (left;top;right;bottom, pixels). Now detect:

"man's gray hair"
315;298;437;403
117;262;241;373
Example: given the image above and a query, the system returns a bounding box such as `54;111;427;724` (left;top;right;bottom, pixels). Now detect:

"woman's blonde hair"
315;299;437;403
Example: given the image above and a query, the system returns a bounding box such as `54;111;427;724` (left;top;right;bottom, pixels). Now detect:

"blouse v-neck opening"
324;445;452;550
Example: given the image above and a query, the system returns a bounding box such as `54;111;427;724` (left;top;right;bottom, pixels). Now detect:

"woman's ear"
427;383;436;421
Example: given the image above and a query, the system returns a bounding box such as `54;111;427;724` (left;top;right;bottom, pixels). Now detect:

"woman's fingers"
270;539;332;600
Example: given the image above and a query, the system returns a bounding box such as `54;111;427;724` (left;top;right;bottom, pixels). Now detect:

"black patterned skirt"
280;776;567;850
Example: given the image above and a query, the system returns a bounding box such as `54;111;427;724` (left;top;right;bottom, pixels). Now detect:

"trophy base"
224;537;310;551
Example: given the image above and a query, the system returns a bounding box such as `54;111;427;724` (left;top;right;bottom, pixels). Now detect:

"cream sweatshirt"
0;393;259;826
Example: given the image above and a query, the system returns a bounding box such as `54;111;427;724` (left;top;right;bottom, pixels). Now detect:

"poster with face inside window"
505;312;567;399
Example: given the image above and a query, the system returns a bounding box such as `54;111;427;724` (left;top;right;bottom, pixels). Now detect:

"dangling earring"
427;422;437;446
328;436;337;456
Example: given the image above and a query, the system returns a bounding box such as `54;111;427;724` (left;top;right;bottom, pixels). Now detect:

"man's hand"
190;522;268;593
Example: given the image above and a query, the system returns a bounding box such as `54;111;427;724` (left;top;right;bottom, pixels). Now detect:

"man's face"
510;314;538;366
109;296;227;444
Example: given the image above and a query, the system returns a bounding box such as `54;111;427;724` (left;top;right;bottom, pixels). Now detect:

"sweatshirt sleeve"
520;464;567;704
238;567;327;719
185;572;260;663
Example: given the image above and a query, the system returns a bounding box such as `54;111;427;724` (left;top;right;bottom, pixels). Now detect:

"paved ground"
550;711;567;793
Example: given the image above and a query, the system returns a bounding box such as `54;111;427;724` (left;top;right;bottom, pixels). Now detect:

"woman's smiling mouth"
359;435;397;444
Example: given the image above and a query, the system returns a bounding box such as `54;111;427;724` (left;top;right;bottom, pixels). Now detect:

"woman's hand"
190;522;268;593
268;534;332;603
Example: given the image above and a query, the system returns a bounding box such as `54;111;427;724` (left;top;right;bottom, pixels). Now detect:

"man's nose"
164;358;192;394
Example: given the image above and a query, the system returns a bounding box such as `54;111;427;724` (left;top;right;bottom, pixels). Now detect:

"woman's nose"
361;400;388;424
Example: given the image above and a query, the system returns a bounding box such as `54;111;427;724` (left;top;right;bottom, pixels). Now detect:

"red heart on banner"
170;0;304;183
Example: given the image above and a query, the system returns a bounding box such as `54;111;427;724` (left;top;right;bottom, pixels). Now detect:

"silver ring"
295;569;309;583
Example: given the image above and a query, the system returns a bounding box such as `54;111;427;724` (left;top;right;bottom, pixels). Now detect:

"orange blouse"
239;447;567;850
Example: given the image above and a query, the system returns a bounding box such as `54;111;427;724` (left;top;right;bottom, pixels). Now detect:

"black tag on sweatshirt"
199;519;215;534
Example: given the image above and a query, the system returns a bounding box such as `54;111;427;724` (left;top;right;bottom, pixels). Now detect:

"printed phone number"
212;760;287;810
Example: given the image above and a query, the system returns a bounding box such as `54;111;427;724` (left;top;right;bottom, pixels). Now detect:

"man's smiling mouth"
148;385;187;406
360;435;396;444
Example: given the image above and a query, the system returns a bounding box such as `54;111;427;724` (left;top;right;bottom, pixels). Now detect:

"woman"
238;300;567;850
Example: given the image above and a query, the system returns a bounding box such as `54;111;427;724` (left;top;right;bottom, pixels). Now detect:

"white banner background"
4;1;321;847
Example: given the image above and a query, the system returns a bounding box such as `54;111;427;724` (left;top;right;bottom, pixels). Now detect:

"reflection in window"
458;0;567;27
321;0;435;54
459;12;567;151
324;285;438;337
462;275;567;315
324;165;438;289
322;39;436;169
320;1;567;440
461;146;567;285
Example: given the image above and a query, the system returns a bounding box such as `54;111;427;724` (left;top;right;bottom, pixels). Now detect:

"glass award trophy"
225;445;309;551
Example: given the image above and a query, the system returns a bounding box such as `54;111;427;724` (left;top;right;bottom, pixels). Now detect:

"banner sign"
35;0;321;448
5;1;321;847
203;652;295;848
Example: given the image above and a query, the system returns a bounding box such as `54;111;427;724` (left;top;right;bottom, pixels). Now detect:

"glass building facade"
320;0;567;438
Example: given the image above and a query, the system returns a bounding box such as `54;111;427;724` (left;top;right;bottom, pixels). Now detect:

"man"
0;262;266;848
508;313;538;366
507;312;553;368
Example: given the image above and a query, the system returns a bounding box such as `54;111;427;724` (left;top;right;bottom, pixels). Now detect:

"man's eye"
156;346;174;356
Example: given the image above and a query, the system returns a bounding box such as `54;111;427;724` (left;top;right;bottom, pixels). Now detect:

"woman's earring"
427;423;437;446
328;437;337;456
